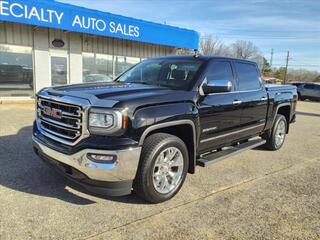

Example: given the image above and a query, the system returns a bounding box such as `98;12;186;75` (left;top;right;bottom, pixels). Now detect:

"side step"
196;138;266;167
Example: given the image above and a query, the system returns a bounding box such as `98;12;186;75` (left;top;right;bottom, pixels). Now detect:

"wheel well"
143;124;196;174
277;105;291;133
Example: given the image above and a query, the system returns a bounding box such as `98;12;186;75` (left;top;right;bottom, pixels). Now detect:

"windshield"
116;59;203;90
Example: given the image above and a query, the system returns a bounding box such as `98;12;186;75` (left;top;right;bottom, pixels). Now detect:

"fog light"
87;153;117;163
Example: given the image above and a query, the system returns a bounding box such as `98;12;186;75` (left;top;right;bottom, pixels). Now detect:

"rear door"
303;84;319;99
198;60;242;153
313;84;320;99
234;61;268;137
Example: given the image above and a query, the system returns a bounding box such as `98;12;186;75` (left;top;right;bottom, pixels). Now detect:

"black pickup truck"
33;55;297;203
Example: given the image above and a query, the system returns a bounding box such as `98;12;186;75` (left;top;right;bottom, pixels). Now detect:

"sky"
59;0;320;72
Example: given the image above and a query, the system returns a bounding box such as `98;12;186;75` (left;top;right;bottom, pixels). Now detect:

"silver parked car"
292;83;320;101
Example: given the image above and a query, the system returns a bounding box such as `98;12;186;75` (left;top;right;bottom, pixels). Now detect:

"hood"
46;82;195;111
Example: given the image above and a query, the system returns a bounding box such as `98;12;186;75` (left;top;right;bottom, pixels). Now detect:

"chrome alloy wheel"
275;120;286;147
152;147;184;194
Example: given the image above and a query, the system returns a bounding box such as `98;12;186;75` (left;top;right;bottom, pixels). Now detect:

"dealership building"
0;0;198;99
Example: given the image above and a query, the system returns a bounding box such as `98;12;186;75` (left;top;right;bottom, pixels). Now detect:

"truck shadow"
0;126;146;205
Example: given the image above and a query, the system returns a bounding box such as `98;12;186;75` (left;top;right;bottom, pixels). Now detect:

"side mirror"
202;79;232;95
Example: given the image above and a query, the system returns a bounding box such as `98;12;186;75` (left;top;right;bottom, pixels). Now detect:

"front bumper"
32;136;141;196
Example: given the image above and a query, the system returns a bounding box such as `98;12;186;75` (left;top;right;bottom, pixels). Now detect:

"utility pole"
284;51;290;85
270;48;274;67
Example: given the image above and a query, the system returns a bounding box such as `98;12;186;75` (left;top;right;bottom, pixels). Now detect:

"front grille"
37;97;83;144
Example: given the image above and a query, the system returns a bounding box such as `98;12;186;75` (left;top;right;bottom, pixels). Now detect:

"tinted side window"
235;62;261;91
304;84;314;89
205;61;234;83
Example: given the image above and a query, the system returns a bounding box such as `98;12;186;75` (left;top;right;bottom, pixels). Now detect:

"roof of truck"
150;55;257;64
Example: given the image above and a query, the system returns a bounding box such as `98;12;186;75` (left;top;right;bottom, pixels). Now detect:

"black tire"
133;133;189;203
263;114;287;151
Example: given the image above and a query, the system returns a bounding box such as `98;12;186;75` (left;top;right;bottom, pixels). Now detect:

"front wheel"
133;133;189;203
263;114;287;150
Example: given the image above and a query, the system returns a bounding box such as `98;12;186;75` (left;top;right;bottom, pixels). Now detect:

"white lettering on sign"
9;3;23;18
72;15;107;32
0;1;140;38
0;1;64;24
109;21;139;37
96;19;107;32
0;1;9;16
54;11;64;24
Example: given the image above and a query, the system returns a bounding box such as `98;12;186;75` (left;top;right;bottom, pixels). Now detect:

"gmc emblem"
43;106;62;119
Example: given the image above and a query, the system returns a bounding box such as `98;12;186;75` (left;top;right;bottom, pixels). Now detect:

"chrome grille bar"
38;101;81;117
40;117;81;131
37;96;84;144
40;123;80;140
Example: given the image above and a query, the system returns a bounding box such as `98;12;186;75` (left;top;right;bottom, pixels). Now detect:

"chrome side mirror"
201;79;232;95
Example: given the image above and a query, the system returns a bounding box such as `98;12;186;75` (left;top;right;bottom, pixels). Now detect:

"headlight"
89;113;114;128
89;109;124;134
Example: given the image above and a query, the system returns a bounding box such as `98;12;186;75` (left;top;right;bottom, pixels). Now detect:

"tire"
263;114;287;151
133;133;189;203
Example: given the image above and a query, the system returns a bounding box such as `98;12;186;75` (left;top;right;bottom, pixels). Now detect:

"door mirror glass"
202;79;232;94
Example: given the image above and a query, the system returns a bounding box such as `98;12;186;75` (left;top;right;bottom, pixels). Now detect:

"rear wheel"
263;114;287;150
133;133;189;203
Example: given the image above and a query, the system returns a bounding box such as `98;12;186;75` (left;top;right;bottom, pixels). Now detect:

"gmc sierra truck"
33;55;297;203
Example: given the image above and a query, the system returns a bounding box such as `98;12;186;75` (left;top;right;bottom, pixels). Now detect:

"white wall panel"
0;23;33;46
33;28;50;92
69;33;83;84
80;33;175;59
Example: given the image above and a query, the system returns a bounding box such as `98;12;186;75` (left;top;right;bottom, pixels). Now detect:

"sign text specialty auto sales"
0;1;140;38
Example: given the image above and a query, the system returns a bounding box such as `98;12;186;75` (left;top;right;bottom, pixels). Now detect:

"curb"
0;98;35;104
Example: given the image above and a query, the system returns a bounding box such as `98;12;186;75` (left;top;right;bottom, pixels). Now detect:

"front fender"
130;102;199;143
128;102;200;174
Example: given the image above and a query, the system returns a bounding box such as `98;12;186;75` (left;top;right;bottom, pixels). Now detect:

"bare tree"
230;40;260;59
176;48;194;55
199;34;230;56
287;69;320;82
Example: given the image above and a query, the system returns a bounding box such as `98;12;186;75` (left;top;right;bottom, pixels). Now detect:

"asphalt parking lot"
0;101;319;240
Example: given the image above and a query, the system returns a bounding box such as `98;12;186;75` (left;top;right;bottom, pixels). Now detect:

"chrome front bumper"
32;136;141;183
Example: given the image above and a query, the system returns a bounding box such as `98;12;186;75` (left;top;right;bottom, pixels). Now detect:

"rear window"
235;62;261;91
304;84;315;89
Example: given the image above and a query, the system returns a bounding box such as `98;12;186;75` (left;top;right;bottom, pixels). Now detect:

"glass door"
50;50;69;86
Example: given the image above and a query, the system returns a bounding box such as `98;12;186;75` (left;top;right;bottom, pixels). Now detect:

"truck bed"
265;84;297;92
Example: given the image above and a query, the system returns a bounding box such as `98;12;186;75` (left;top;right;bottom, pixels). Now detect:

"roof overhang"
0;0;199;49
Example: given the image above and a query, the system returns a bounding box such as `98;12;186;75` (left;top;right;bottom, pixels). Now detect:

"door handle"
261;97;267;101
233;100;242;105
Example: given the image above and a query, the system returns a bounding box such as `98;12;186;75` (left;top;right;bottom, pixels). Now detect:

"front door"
198;61;242;153
50;50;69;86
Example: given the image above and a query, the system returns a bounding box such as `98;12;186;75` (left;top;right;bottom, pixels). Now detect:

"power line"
200;35;319;39
272;64;320;67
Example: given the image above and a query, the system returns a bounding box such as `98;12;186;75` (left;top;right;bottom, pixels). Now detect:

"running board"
196;139;266;167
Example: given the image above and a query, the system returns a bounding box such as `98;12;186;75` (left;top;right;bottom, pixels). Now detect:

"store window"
0;44;33;97
114;56;140;77
83;53;114;83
